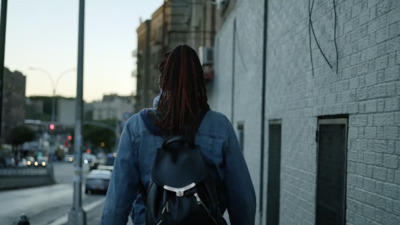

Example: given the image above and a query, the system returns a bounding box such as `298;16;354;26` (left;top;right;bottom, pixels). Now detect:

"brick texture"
212;0;400;224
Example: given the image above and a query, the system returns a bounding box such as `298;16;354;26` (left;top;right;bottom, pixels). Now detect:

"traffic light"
49;124;55;130
68;135;72;141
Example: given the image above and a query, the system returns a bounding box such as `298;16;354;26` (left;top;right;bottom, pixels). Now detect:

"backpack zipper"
162;201;170;213
194;192;202;204
158;201;169;225
193;192;218;224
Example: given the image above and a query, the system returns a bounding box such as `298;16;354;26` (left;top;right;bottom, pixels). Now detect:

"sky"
4;0;163;102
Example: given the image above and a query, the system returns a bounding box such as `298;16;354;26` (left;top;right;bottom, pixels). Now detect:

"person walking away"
101;44;256;225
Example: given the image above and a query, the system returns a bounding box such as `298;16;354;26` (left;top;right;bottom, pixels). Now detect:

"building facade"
134;0;217;111
212;0;400;225
92;94;133;122
2;68;26;144
136;20;152;110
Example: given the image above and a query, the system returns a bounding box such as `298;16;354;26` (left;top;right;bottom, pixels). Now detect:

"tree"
67;120;118;154
9;125;36;147
83;122;116;153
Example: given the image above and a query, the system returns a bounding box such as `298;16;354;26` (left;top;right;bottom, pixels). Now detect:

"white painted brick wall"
212;1;264;224
211;0;399;224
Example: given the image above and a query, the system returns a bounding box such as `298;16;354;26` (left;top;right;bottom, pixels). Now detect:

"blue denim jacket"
101;108;256;225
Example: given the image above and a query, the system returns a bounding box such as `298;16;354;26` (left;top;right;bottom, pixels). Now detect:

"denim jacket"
101;108;256;225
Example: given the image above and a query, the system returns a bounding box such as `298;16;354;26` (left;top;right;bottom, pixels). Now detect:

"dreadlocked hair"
155;44;209;139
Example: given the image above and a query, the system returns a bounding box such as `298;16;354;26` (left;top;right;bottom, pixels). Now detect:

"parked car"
89;158;105;171
18;158;27;167
83;153;96;165
96;152;116;171
34;156;48;167
85;169;112;194
25;156;35;166
64;154;74;163
4;157;15;167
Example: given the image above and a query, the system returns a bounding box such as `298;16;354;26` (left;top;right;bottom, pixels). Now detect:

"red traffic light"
49;124;55;130
68;135;72;141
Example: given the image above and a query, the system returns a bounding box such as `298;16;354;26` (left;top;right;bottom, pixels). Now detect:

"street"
0;162;106;225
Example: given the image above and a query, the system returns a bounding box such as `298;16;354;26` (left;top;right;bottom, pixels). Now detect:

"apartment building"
1;68;26;143
134;0;216;111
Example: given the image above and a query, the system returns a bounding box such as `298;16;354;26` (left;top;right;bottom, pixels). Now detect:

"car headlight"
41;162;46;166
84;159;88;164
27;161;31;166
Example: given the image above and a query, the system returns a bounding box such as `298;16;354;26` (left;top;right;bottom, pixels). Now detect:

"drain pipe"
259;0;268;224
231;18;236;121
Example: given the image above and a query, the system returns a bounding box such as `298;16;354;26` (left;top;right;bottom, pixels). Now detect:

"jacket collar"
139;107;210;136
139;108;161;135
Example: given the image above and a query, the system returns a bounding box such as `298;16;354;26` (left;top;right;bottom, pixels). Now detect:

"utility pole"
0;0;8;139
68;0;86;224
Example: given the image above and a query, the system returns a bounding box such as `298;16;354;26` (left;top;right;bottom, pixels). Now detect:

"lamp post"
29;67;76;122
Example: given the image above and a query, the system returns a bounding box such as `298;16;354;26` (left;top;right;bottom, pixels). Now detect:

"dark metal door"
267;121;281;225
316;118;348;225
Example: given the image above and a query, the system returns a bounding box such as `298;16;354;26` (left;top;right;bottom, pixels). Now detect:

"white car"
85;169;112;194
18;158;27;167
83;153;97;164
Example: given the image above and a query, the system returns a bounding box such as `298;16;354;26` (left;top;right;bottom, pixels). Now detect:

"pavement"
47;198;104;225
51;198;133;225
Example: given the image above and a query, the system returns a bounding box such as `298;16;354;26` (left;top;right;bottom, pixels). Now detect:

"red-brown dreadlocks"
155;44;209;139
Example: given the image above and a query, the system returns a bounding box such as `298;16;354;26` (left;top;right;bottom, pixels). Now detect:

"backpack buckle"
163;183;196;197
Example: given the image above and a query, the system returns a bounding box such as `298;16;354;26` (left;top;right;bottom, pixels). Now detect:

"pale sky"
4;0;163;102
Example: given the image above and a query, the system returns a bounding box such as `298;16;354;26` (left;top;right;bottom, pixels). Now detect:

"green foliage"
9;125;36;146
83;125;115;152
56;120;117;154
82;120;118;153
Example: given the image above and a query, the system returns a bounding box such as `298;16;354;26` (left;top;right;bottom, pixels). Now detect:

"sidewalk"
48;198;104;225
51;199;133;225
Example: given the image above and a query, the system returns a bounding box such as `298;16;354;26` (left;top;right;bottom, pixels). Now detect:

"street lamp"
29;67;76;122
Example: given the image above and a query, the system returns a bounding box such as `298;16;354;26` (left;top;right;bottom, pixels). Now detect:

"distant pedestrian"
17;214;30;225
101;44;256;225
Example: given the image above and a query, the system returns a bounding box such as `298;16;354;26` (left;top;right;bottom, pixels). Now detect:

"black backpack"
141;135;227;225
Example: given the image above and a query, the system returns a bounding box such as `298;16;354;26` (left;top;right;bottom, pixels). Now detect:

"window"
267;120;281;225
316;117;348;225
